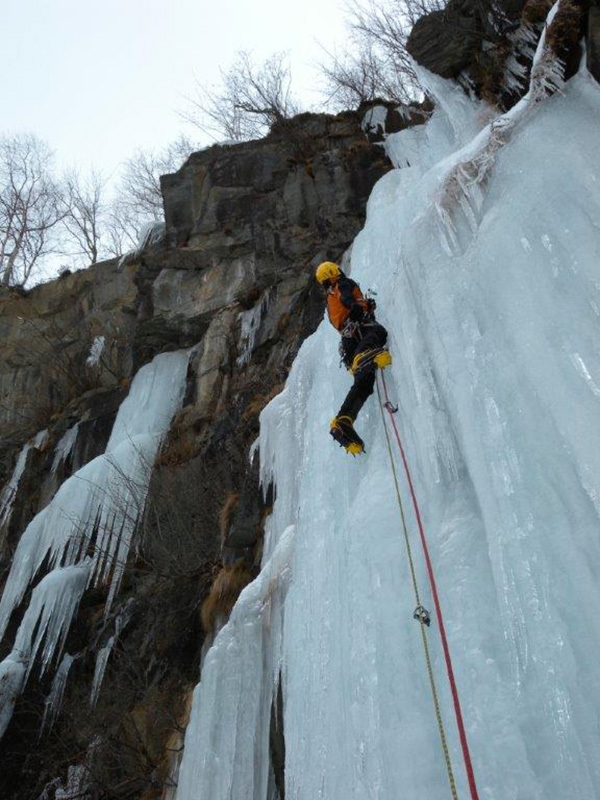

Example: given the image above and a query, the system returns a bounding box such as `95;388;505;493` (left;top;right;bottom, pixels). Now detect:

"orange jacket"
326;276;369;331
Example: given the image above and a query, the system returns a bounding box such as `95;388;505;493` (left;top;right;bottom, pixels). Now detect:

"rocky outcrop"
407;1;487;79
407;0;585;109
407;0;525;79
0;260;137;444
0;110;391;800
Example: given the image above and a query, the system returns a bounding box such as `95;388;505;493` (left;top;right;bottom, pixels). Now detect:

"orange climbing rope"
378;371;480;800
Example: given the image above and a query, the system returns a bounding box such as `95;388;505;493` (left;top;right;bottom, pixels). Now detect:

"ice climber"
316;261;392;455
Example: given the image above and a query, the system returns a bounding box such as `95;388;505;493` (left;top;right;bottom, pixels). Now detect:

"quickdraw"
414;605;431;627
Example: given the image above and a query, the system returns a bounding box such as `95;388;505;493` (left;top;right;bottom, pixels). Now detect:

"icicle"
135;221;165;255
55;764;92;800
0;654;26;738
361;105;388;138
89;598;134;706
504;22;540;94
51;424;80;474
0;429;48;529
249;437;260;465
41;653;75;734
15;563;90;680
115;597;134;635
0;564;89;739
175;525;295;800
117;221;165;269
89;637;114;707
236;291;271;366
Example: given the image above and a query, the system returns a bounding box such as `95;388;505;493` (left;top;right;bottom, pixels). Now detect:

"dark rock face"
405;0;530;80
407;3;485;79
0;111;392;800
587;7;600;82
0;259;137;446
161;113;388;264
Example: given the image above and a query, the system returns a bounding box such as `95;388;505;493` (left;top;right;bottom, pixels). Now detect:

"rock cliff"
0;111;390;799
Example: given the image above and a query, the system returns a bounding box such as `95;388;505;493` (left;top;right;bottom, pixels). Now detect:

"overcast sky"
1;0;348;179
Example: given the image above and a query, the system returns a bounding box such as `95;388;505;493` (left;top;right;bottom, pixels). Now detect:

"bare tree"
320;42;407;109
105;136;195;257
0;133;64;287
319;0;445;109
184;51;299;142
104;196;141;259
118;136;195;219
62;169;107;265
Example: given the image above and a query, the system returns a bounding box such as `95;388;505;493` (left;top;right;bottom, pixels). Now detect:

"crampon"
330;415;365;455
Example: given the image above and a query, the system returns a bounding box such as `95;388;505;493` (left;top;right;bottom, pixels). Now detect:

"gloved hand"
348;304;364;322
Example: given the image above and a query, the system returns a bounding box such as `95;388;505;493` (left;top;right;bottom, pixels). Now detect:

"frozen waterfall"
0;350;189;738
175;60;600;800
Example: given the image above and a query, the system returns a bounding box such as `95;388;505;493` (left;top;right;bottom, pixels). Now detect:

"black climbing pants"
338;322;388;421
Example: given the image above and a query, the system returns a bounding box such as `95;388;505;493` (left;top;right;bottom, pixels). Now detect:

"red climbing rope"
380;371;480;800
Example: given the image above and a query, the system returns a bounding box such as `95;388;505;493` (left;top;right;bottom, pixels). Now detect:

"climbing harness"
351;347;392;375
377;371;480;800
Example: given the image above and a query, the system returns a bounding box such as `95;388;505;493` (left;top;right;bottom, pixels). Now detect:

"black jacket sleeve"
338;276;359;309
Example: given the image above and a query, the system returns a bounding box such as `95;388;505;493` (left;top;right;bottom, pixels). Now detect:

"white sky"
1;0;348;178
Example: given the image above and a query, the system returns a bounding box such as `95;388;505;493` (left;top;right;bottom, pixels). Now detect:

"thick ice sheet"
177;66;600;800
176;525;295;800
42;652;75;733
275;73;600;799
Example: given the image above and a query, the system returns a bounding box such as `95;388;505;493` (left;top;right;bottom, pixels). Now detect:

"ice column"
41;653;75;733
175;524;295;800
51;424;80;473
0;350;189;642
237;291;271;366
89;598;134;706
0;429;48;529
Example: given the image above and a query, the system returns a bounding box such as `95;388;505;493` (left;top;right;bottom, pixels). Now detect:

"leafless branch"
105;136;196;257
0;133;65;287
61;169;107;266
183;51;299;142
318;0;445;109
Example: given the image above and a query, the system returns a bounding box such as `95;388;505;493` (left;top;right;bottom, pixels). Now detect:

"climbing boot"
351;348;392;375
330;415;365;455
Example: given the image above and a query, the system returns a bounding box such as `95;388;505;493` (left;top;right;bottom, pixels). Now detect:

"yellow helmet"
315;261;341;284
